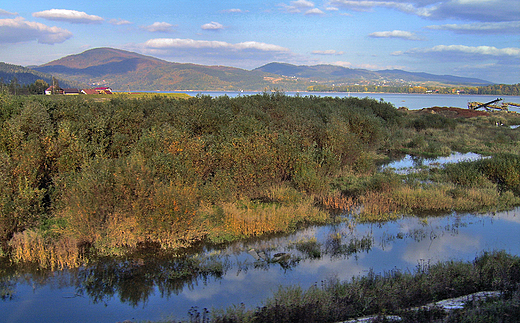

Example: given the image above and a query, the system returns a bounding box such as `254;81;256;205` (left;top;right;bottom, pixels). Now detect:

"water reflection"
1;208;520;322
380;152;488;174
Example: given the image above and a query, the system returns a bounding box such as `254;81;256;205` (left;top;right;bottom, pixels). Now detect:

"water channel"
3;208;520;322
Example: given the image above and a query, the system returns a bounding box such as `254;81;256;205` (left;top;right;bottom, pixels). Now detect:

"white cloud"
32;9;104;24
221;9;248;13
109;18;132;26
305;8;325;15
400;45;520;59
141;22;175;32
292;0;315;8
394;44;520;80
427;21;520;34
329;0;518;22
312;50;345;55
136;38;293;69
0;9;17;16
201;21;224;30
280;0;317;13
333;61;353;67
143;38;289;52
369;30;422;40
0;17;72;44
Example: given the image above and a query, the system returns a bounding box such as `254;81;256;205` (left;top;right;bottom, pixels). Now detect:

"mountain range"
254;62;492;86
2;47;493;91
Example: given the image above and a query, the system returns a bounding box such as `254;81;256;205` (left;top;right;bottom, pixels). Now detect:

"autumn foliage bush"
0;92;401;260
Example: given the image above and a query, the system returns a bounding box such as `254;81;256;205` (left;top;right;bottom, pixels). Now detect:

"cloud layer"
427;21;520;34
0;17;72;44
395;45;520;63
0;9;17;16
312;50;345;55
138;38;292;68
329;0;519;22
143;38;289;52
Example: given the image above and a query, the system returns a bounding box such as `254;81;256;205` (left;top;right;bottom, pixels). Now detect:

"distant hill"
254;62;376;80
254;63;493;86
29;48;493;92
0;62;78;88
34;48;293;91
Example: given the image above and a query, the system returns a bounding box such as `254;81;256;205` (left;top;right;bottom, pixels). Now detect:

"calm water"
170;91;520;111
380;152;490;174
2;207;520;323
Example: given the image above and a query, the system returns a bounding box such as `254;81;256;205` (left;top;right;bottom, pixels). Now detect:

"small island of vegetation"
1;90;520;322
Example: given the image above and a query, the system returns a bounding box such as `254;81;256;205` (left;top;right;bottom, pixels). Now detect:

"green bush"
409;113;457;131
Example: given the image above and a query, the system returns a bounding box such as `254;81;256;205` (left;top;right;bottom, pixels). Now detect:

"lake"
166;91;520;112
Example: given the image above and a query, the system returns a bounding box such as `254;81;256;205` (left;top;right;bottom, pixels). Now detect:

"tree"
51;76;60;94
33;79;49;95
8;77;19;95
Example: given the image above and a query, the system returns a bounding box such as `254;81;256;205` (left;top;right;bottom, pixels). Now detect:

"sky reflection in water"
380;152;488;174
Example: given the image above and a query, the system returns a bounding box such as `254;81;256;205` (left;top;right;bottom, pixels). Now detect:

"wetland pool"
2;208;520;323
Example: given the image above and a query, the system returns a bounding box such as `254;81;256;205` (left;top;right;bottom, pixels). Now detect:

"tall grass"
203;192;329;244
9;230;82;270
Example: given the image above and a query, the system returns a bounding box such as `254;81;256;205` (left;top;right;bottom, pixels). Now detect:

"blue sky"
1;0;519;83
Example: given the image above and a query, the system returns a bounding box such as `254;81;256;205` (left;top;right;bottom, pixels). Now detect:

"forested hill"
33;47;299;91
0;62;77;88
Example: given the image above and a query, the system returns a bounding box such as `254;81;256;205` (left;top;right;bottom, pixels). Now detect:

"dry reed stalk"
360;191;399;215
318;193;355;212
218;201;328;239
9;230;82;269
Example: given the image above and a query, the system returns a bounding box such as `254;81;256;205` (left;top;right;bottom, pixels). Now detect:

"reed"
356;181;517;222
356;191;402;222
9;230;82;270
205;198;329;243
316;191;355;213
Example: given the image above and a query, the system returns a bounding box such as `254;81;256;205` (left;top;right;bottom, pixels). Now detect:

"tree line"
308;83;520;96
0;78;49;95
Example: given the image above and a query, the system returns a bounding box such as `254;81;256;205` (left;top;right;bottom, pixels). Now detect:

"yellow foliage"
206;198;329;242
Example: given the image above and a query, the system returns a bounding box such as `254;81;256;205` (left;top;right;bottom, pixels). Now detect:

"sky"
0;0;519;84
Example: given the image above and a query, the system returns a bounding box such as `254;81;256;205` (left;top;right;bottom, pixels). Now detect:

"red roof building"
45;86;63;95
94;87;113;94
81;89;99;95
